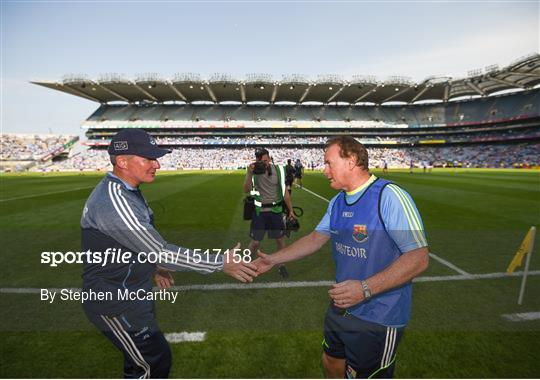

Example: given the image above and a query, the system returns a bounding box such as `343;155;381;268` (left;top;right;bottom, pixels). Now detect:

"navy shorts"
250;211;285;241
323;305;405;379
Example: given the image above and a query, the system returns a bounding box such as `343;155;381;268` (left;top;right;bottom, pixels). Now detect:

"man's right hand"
252;250;275;275
223;243;258;283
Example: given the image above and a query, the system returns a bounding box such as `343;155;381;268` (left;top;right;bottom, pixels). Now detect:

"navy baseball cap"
108;129;171;159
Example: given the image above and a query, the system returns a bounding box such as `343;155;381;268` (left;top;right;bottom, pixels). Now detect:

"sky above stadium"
2;1;539;135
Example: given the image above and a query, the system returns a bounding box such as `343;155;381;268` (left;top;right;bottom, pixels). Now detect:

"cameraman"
243;148;295;278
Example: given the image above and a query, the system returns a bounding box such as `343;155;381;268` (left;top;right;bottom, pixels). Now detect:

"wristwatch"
360;280;372;300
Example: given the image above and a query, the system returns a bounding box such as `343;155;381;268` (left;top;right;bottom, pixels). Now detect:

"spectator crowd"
1;134;75;161
33;143;540;172
2;133;537;172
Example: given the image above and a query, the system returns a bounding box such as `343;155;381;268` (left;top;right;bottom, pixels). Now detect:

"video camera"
283;205;303;237
253;147;270;175
286;217;300;233
253;161;267;175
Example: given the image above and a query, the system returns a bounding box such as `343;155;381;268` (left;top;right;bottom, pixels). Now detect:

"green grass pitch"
1;168;539;378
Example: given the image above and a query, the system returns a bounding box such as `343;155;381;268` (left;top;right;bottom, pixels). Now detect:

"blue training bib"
330;178;412;327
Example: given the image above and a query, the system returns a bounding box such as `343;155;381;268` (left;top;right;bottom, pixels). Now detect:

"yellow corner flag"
507;227;535;274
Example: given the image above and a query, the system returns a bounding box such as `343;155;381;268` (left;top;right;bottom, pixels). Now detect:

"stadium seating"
4;89;539;173
30;143;539;172
82;89;539;129
1;134;77;161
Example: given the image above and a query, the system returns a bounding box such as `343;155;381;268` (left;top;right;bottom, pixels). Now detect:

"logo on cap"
149;137;157;145
114;141;129;151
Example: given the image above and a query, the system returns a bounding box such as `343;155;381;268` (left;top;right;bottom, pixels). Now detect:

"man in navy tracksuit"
81;129;257;378
254;136;429;378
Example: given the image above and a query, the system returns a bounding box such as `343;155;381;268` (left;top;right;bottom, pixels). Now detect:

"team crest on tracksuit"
352;224;368;243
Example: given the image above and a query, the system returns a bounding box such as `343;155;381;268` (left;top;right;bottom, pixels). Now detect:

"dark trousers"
84;305;171;378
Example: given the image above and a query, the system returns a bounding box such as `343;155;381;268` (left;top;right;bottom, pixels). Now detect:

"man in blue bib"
254;136;429;378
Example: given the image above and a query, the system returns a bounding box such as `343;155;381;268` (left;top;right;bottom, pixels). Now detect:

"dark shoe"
278;265;289;279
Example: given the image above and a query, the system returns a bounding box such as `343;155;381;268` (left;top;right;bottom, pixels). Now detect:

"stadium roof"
32;54;540;105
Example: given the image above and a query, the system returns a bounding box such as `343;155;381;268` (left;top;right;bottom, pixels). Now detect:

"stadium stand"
6;89;539;172
79;89;538;128
37;143;539;172
18;54;540;173
1;134;76;161
1;134;78;171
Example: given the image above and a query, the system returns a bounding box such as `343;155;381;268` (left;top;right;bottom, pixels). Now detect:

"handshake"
153;243;278;288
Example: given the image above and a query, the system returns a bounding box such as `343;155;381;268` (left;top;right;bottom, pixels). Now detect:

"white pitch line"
1;271;539;295
412;271;540;282
428;252;470;275
501;312;540;322
169;280;334;291
301;186;330;202
303;186;469;276
0;186;95;202
165;332;206;343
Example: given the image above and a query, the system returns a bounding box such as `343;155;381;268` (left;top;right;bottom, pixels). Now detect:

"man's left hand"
154;269;175;289
328;280;365;308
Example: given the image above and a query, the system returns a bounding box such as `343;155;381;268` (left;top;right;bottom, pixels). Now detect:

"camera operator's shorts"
323;305;405;379
250;211;285;241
